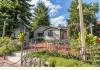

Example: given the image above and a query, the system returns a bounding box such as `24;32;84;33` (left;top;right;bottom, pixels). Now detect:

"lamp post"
78;0;86;61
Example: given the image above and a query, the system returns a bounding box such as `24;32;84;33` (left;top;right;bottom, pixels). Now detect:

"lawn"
26;51;93;67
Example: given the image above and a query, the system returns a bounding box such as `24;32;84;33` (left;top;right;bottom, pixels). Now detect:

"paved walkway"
7;51;27;65
0;57;20;67
0;47;34;67
0;50;28;67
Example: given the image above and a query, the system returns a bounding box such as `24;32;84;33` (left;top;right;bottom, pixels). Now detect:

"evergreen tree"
0;0;32;36
67;0;99;38
32;1;50;30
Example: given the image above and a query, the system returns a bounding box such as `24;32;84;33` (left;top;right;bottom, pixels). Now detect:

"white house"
33;26;67;41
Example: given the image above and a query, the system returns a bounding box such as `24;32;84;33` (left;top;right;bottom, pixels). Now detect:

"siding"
34;26;47;39
44;28;60;40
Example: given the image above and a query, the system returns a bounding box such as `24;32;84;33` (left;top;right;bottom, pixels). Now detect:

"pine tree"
0;0;32;36
32;1;50;30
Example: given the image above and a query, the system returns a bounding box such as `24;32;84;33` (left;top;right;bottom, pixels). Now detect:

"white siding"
44;28;60;40
33;26;67;41
34;26;47;39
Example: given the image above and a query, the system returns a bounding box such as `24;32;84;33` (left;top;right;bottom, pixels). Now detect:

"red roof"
96;21;100;24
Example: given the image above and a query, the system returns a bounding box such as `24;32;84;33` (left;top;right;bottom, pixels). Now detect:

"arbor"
67;0;99;38
0;0;32;36
32;1;50;30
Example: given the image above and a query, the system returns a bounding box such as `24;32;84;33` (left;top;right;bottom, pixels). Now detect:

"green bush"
69;33;97;47
0;47;6;56
69;39;80;47
0;37;12;47
0;37;21;56
86;34;97;46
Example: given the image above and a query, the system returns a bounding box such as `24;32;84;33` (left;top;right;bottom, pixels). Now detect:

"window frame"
48;30;53;37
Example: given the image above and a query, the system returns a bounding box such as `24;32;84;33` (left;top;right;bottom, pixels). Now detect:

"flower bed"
25;51;93;67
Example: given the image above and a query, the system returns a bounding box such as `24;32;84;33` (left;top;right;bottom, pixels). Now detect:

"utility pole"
78;0;86;61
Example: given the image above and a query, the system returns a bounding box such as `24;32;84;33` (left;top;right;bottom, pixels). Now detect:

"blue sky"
30;0;100;27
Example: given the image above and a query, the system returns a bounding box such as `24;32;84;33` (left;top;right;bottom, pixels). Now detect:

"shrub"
86;34;97;46
0;37;21;56
15;45;21;51
0;37;12;47
49;59;56;67
18;32;24;43
69;39;80;47
0;47;6;56
77;33;97;47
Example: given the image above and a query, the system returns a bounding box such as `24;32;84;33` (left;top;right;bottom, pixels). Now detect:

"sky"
30;0;100;27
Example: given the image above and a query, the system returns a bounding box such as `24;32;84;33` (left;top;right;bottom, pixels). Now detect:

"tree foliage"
77;32;97;46
32;1;50;31
67;0;99;38
0;0;32;36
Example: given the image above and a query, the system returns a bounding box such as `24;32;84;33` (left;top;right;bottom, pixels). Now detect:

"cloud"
49;4;61;16
29;0;61;16
50;16;67;27
29;0;38;5
29;0;65;27
43;0;61;16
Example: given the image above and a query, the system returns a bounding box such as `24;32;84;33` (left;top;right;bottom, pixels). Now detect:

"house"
96;21;100;24
33;26;68;41
94;20;100;37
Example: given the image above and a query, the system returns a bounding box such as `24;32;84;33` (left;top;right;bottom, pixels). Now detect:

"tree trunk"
2;21;6;37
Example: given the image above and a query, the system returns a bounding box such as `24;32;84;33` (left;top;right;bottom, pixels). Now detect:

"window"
38;33;43;37
60;30;64;39
48;30;53;37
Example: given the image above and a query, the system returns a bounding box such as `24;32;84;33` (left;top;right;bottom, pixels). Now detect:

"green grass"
26;51;93;67
47;56;91;67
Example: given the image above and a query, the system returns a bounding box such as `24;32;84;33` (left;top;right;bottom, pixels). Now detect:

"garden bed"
25;51;93;67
